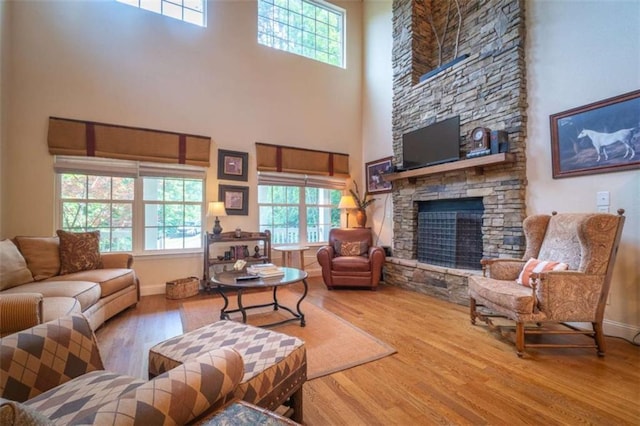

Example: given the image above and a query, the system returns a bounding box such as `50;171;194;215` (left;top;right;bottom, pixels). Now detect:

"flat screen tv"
402;116;460;170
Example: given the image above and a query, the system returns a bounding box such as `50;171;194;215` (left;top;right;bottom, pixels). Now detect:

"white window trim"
116;0;207;27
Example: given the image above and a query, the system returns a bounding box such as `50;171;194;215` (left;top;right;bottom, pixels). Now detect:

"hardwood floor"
96;277;640;425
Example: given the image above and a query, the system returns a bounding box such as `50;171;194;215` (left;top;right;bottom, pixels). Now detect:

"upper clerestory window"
258;0;345;68
117;0;206;27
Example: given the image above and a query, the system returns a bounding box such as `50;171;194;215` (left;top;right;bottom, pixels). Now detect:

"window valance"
47;117;211;167
255;142;349;177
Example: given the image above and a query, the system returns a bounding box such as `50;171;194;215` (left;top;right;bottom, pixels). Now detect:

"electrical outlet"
598;205;610;213
597;191;610;206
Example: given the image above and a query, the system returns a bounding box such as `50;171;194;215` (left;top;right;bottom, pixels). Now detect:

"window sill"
133;250;203;260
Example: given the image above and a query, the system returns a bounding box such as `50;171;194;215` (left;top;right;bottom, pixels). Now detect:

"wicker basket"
166;277;200;300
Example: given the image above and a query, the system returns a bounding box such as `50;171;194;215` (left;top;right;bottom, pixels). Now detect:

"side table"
273;245;310;270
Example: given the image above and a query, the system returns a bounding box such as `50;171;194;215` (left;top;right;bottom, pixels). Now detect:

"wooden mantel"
382;153;515;183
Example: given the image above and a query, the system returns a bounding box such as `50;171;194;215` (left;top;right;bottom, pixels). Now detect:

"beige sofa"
0;234;139;335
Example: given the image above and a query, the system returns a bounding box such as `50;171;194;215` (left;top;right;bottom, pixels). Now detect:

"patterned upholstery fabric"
1;314;246;425
24;371;145;424
148;320;307;413
468;276;537;315
56;230;101;275
483;259;526;281
24;349;243;426
334;240;368;257
469;211;625;354
521;215;551;260
0;314;104;402
84;350;243;426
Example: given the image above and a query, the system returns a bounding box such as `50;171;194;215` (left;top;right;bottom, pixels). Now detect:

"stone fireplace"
383;0;528;305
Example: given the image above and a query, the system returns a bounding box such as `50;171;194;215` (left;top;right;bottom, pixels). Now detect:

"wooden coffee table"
210;267;308;327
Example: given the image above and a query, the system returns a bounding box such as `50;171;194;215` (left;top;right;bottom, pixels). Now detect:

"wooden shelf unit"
382;153;515;183
203;230;271;285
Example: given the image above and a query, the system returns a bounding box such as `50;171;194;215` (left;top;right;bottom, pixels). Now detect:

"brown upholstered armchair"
316;228;385;290
468;210;625;357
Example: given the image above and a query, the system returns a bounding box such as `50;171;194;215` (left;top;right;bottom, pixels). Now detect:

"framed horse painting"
365;157;393;194
550;89;640;178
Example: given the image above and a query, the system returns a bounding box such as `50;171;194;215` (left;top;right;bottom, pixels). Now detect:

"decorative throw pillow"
517;258;569;287
0;240;34;290
56;230;102;275
14;236;61;281
334;240;369;256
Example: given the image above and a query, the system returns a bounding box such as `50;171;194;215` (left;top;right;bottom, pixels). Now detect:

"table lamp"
208;201;227;235
338;195;357;228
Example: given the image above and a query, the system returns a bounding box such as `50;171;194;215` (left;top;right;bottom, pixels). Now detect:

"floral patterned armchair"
468;210;625;357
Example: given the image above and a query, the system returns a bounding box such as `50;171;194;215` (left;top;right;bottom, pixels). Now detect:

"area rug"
179;291;396;379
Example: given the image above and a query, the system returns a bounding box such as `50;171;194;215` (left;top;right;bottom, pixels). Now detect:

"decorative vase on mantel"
355;209;367;228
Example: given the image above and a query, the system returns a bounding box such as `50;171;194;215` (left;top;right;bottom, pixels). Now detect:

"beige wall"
526;0;640;339
361;0;393;247
2;0;363;295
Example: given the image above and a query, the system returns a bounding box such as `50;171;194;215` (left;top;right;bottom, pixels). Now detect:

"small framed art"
365;156;393;194
219;185;249;216
218;149;248;181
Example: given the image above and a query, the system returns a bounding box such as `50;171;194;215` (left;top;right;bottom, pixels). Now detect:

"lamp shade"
338;195;357;210
207;201;227;217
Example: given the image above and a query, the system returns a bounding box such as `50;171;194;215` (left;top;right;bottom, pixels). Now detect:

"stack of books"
247;263;285;278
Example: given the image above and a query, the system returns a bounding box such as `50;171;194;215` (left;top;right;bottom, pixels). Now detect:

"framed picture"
365;156;393;194
219;185;248;216
550;89;640;178
217;149;248;181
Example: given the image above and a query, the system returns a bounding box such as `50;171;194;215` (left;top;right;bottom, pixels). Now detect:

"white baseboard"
140;284;167;296
604;319;640;342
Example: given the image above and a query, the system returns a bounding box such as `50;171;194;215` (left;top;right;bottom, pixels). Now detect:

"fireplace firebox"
417;198;484;270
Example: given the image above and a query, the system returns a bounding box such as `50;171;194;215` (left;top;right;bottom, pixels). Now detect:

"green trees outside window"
257;0;345;68
258;185;341;245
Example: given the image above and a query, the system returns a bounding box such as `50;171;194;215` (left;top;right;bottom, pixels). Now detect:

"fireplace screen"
417;199;483;270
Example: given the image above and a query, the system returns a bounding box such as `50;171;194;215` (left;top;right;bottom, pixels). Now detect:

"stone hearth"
383;0;528;305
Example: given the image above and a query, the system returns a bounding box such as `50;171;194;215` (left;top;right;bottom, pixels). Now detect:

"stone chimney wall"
385;0;528;305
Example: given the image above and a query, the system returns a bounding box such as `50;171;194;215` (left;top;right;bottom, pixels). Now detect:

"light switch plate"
596;191;610;206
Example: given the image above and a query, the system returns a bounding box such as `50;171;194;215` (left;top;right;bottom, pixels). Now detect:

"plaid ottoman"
149;321;306;423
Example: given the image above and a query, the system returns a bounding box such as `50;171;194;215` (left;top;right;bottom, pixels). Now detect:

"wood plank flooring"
96;277;640;425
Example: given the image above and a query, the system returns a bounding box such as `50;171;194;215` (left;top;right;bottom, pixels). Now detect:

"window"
117;0;206;27
143;177;203;250
258;173;344;245
257;0;345;68
60;174;134;252
56;157;205;253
